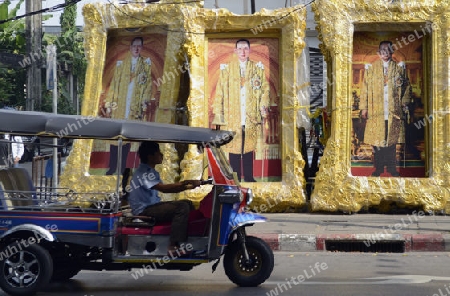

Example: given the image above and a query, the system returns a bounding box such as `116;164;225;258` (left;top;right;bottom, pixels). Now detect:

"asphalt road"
6;252;449;296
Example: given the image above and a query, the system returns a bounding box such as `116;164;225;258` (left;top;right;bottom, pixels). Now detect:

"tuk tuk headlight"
218;189;241;204
246;188;253;205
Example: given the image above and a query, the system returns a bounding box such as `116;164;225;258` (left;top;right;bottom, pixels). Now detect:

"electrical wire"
0;0;82;25
0;0;315;33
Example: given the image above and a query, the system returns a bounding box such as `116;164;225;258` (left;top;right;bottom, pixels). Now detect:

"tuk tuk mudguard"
219;203;267;246
0;210;121;249
0;224;54;244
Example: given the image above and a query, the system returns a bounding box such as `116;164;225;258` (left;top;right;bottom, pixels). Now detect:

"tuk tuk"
0;109;274;296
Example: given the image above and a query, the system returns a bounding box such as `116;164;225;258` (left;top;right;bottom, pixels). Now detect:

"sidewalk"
246;212;450;252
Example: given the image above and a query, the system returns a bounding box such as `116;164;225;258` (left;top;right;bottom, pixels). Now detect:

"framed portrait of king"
60;3;188;195
350;30;427;178
311;0;450;213
178;6;309;210
207;37;281;183
88;31;168;176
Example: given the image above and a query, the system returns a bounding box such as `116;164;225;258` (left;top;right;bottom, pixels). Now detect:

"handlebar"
184;178;213;190
201;178;213;185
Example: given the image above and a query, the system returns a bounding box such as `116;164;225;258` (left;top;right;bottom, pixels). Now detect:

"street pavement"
18;159;450;253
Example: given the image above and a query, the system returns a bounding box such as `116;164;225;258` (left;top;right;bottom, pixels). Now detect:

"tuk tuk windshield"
210;146;235;180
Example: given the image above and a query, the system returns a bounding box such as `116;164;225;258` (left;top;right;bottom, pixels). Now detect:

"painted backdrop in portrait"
208;37;280;182
89;33;167;175
351;31;426;178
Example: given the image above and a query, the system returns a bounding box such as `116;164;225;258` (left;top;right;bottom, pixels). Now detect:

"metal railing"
31;154;61;194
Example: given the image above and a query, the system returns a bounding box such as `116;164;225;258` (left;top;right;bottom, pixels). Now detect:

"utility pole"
25;0;42;111
46;44;58;188
251;0;256;14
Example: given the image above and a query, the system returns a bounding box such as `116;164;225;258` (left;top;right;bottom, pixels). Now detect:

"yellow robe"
212;58;270;154
359;60;411;147
106;54;152;120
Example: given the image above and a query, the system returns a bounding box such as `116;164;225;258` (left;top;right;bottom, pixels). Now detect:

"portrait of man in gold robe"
211;39;271;182
351;32;426;178
103;37;153;121
360;40;411;177
102;37;155;175
89;34;167;175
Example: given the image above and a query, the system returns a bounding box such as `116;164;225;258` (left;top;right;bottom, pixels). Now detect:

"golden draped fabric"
105;53;153;120
359;60;411;147
212;58;270;154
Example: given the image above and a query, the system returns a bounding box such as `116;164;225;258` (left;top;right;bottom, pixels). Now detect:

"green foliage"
40;82;75;115
0;0;86;112
0;0;25;51
60;2;76;37
55;0;86;115
0;0;26;109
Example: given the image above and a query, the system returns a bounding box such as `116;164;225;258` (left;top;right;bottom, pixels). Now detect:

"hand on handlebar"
182;180;201;190
201;178;213;185
182;178;213;190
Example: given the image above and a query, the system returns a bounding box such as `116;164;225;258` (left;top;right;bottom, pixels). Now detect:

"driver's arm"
153;180;201;194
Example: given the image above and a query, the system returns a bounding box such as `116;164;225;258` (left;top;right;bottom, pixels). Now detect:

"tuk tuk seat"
121;215;156;228
120;206;156;227
119;209;210;236
0;168;37;210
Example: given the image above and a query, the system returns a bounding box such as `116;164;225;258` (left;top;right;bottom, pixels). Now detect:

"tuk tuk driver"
128;141;201;256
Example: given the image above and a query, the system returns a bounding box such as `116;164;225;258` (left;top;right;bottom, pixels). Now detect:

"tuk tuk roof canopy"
0;110;234;146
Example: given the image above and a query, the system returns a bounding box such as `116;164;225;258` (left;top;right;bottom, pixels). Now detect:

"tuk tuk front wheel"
0;242;53;296
223;235;274;287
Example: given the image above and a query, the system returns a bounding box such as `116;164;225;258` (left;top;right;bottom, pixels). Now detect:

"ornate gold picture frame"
311;0;450;213
180;6;309;211
60;2;190;195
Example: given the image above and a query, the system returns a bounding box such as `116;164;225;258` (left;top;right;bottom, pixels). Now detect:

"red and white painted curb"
255;233;450;252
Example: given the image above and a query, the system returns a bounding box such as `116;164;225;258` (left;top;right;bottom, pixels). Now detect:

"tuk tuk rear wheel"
0;242;53;296
223;235;274;287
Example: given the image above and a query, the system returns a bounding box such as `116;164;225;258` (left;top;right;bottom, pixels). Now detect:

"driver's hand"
182;180;201;190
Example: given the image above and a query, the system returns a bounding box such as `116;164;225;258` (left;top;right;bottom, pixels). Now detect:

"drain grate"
325;240;405;253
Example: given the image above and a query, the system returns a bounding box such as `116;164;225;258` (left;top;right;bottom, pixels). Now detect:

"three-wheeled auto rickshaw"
0;109;274;296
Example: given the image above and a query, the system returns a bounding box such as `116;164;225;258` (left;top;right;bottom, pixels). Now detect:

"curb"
255;233;448;252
